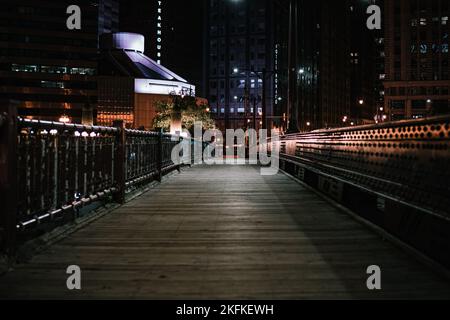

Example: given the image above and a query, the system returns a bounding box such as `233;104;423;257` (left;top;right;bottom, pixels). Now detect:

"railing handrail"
18;117;119;133
281;114;450;139
272;115;450;220
17;117;203;142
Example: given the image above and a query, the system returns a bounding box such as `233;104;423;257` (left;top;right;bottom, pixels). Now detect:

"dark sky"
165;1;205;95
120;0;205;95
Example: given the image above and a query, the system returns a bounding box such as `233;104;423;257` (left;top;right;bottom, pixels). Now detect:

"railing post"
176;135;182;173
113;120;126;204
157;129;163;182
0;100;18;256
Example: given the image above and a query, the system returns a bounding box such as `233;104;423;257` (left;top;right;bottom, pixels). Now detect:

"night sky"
120;0;205;94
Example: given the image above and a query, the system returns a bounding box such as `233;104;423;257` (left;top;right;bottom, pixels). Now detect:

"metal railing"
17;119;119;228
273;115;450;220
271;115;450;268
0;106;196;253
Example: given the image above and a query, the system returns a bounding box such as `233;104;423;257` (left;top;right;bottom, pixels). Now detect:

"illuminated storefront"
98;32;195;129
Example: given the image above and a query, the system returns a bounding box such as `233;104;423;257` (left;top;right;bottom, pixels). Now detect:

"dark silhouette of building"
0;0;119;123
274;0;354;132
384;0;450;120
203;0;275;132
204;0;384;132
275;0;386;131
98;0;120;38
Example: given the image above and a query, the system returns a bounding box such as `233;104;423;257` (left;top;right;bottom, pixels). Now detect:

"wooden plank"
0;165;449;299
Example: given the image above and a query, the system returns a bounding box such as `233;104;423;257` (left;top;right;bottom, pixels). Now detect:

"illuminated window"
40;81;64;89
41;66;68;74
11;64;38;72
70;67;95;75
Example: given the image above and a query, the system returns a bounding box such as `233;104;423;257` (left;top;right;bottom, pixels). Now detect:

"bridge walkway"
1;165;449;299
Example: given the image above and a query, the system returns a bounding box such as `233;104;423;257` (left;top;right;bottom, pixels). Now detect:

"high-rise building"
384;0;450;120
349;0;380;125
203;0;275;132
98;0;120;37
373;0;387;123
0;0;119;123
273;0;354;132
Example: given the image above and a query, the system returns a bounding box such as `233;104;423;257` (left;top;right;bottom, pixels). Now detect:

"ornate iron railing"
16;119;119;228
0;107;194;252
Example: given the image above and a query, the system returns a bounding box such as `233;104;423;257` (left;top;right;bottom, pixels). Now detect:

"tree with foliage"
153;95;215;133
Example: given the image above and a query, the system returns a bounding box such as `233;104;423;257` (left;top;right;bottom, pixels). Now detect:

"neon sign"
156;1;163;64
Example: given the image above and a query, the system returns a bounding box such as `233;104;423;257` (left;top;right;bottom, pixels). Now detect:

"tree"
153;95;215;133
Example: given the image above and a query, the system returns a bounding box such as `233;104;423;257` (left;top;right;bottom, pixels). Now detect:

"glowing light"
359;100;364;105
306;122;311;126
135;79;195;96
59;115;70;123
110;33;145;53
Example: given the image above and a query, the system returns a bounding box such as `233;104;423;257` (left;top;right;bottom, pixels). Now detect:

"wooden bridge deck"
1;165;449;299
